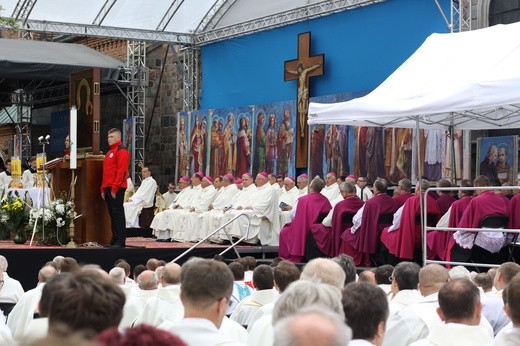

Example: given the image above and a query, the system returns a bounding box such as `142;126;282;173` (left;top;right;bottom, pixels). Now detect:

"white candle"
70;106;77;170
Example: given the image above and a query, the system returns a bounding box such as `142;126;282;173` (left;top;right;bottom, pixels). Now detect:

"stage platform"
0;237;280;291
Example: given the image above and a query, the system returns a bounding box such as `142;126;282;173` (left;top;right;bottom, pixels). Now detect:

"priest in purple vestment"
448;175;508;264
381;179;440;261
435;179;457;217
309;182;364;257
342;179;397;267
393;178;414;209
427;179;473;260
279;176;332;263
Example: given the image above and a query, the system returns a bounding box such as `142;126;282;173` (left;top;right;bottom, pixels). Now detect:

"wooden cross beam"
284;32;324;168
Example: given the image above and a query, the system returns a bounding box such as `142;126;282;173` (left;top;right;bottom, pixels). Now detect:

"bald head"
418;264;449;296
301;258;346;290
138;270;158;290
38;265;58;283
162;262;182;285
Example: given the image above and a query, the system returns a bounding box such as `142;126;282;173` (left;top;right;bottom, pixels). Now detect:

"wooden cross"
284;31;324;168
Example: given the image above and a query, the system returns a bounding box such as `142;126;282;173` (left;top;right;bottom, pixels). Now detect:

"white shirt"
410;323;493;346
160;318;246;346
0;273;24;304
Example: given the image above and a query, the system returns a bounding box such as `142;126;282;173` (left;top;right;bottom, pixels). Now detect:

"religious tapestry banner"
477;135;517;184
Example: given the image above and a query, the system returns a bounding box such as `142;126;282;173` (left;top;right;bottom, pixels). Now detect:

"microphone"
45;135;51;141
38;136;44;142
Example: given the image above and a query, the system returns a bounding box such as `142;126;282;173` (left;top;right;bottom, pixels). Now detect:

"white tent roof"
308;21;520;130
0;0;384;45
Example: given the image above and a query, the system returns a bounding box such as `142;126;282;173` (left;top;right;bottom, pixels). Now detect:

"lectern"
50;157;111;245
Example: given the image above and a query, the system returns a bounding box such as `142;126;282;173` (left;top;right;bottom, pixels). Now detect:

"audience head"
137;270;158;290
60;257;79;273
473;273;494;293
52;255;65;271
437;278;481;325
339;182;357;196
273;260;301;293
416;179;430;193
44;271;126;338
272;280;344;324
116;261;131;278
474;175;491;191
374;265;394;285
0;255;8;272
133;264;146;281
146;258;161;271
448;265;471;280
418;264;449;297
108;267;126;285
273;306;351;346
358;270;376;285
38;265;58;283
180;259;234;328
302;258;346;290
342;282;389;345
243;256;257;271
96;324;187;346
502;273;520;325
391;262;420;294
253;264;274;290
162;262;181;285
495;262;520;291
228;261;246;281
331;254;356;285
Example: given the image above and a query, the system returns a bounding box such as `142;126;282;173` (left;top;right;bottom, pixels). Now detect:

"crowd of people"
0;253;519;345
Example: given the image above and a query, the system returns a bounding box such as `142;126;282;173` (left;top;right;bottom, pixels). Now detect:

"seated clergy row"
279;174;520;266
149;172;313;246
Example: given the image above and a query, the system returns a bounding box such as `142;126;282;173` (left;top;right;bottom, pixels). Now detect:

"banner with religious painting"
208;107;238;179
476;135;517;184
176;111;190;182
252;101;296;177
189;110;210;175
234;106;254;178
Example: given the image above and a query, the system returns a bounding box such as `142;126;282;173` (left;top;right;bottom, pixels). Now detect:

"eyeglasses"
219;296;232;307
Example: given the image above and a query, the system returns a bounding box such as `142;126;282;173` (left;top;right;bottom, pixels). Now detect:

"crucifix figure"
284;32;324;168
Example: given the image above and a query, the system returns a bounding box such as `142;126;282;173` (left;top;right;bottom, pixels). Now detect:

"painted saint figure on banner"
221;114;236;175
190;114;205;173
210;118;222;178
325;124;339;174
178;116;189;179
266;114;277;173
236;116;251;177
253;112;267;174
337;125;350;176
310;124;325;178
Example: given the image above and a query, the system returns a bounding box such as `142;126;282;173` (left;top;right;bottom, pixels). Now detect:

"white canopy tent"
308;21;520;130
309;22;520;267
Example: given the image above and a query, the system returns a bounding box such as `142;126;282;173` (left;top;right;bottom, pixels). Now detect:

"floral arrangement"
29;192;75;245
0;190;31;240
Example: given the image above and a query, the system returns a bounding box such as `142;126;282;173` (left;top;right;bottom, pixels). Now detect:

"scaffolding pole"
125;41;148;184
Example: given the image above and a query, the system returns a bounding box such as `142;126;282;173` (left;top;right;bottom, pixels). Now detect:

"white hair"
109;267;126;285
301;258;346;290
0;255;7;271
449;265;471;280
273;305;352;346
272;280;343;323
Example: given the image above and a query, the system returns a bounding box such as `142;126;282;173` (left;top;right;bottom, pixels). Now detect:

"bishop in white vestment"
123;166;157;228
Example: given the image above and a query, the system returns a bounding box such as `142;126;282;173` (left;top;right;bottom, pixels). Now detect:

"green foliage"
29;192;74;245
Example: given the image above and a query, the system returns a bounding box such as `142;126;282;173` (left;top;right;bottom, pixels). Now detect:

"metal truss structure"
121;41;147;184
435;0;473;33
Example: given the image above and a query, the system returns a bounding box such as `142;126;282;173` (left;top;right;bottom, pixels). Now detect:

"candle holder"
66;170;77;248
9;156;22;188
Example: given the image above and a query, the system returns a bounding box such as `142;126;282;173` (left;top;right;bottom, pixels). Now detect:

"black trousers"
104;187;126;246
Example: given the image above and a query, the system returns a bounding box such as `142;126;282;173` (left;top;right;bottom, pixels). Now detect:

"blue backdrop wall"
200;0;450;109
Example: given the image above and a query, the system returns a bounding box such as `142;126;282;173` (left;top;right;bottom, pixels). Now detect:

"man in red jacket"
101;128;130;248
